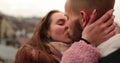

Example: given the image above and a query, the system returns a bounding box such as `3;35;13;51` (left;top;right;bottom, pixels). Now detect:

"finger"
87;9;97;25
104;15;115;27
96;9;114;24
100;15;114;31
104;28;116;41
104;23;115;35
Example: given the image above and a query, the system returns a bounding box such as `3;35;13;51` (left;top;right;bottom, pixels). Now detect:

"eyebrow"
57;19;66;22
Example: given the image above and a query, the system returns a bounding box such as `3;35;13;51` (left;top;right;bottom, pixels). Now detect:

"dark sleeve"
99;49;120;63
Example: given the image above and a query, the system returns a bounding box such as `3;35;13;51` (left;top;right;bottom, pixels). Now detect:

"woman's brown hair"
15;10;61;63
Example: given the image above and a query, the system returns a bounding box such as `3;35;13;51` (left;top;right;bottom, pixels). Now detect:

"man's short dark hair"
68;0;115;19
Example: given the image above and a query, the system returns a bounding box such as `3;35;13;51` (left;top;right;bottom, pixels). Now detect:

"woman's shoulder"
17;44;35;57
18;44;33;51
15;44;36;63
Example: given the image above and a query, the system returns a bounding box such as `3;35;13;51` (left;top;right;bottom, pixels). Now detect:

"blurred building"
1;18;14;39
0;15;2;39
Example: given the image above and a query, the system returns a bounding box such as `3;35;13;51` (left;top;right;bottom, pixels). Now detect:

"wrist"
81;37;96;47
81;38;90;44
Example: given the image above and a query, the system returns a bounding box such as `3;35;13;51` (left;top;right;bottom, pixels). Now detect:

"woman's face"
47;12;72;43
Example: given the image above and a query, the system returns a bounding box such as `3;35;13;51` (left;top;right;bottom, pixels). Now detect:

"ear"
80;11;89;28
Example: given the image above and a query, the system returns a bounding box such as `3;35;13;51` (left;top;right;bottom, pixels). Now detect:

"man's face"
65;0;83;41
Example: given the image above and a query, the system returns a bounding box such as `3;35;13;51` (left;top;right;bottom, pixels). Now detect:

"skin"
47;12;72;43
82;9;116;46
65;0;116;46
47;12;74;54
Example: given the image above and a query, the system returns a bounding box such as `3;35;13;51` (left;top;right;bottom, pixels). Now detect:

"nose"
65;21;69;30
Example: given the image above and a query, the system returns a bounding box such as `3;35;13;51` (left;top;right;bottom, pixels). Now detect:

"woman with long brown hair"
15;10;73;63
15;9;116;63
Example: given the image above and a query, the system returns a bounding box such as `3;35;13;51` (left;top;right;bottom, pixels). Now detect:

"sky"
0;0;65;17
0;0;120;25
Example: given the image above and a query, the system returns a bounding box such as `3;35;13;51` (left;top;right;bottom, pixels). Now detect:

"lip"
66;31;72;39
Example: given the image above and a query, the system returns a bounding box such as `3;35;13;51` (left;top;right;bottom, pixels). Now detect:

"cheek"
50;26;66;41
69;19;83;41
53;27;65;35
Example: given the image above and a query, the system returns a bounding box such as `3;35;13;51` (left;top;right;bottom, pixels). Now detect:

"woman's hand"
82;9;117;46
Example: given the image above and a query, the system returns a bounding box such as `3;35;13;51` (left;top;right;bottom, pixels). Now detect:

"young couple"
15;0;119;63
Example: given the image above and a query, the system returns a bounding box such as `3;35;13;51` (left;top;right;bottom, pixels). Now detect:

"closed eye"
58;19;66;25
